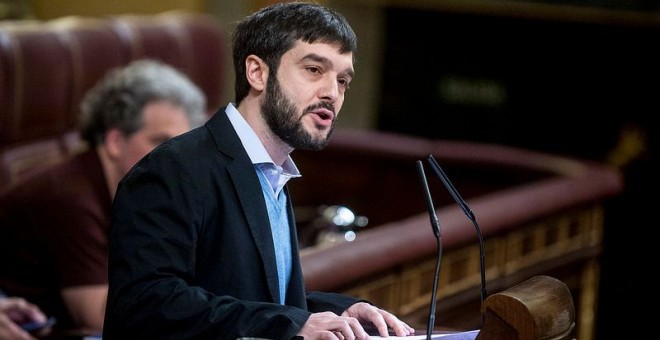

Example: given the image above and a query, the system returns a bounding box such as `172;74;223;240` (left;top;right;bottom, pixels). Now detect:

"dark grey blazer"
103;108;358;339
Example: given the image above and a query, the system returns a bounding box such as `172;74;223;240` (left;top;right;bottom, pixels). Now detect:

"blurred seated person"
0;59;207;337
0;290;51;340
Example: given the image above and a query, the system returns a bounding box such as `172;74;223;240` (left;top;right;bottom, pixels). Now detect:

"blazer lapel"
284;187;307;309
208;110;281;304
228;161;281;303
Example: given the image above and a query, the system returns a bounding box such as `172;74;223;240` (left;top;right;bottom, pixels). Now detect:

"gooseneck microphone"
416;160;442;340
427;155;488;307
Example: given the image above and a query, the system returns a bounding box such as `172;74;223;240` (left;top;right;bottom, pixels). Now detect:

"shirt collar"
225;103;301;178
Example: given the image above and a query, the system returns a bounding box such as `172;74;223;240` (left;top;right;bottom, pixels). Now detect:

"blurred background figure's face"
115;101;191;176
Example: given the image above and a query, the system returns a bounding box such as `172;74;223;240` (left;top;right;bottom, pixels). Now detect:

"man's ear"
104;128;125;159
245;54;268;92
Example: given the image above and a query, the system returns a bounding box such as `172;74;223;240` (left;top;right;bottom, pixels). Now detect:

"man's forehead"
287;41;354;70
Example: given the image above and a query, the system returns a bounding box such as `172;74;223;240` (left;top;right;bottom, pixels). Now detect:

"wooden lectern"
477;275;576;340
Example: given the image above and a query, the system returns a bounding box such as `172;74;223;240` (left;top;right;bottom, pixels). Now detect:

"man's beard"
261;76;335;150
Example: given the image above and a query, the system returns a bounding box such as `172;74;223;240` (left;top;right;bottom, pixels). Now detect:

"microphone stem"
416;160;444;338
475;220;487;305
427;235;442;340
427;155;489;325
474;219;487;328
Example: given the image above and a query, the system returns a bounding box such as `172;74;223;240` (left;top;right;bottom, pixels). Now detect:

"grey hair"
79;59;207;147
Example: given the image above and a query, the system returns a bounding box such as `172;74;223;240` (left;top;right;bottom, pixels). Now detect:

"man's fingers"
378;309;414;336
298;312;369;340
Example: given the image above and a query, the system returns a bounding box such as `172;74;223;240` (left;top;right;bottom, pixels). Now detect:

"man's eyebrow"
301;53;354;78
301;52;329;64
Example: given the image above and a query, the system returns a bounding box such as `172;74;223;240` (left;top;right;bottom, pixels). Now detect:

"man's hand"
0;297;50;340
297;311;370;340
341;302;415;337
296;303;415;339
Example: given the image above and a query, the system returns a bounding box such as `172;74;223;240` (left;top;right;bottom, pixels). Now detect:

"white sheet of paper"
370;329;479;340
